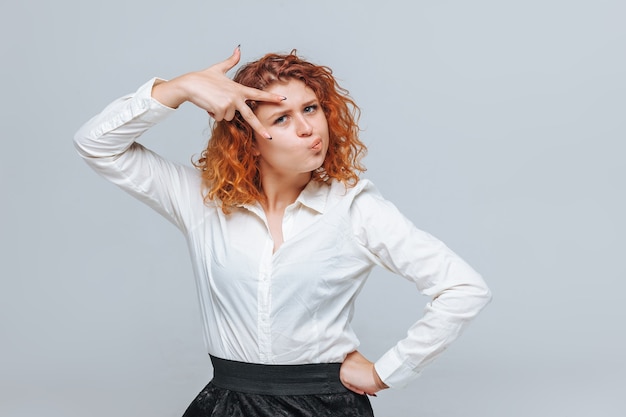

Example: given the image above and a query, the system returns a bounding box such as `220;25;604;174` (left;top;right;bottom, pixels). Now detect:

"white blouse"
73;78;491;388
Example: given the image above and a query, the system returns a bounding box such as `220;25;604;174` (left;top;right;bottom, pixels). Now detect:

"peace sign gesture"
152;46;285;139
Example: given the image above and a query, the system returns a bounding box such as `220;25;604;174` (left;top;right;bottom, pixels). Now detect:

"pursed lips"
310;138;322;150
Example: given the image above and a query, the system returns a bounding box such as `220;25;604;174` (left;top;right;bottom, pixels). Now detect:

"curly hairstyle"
194;50;367;213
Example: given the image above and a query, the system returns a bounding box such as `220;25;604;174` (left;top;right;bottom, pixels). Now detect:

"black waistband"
210;355;349;395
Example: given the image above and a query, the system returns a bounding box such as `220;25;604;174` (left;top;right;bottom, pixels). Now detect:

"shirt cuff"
374;348;421;389
135;77;177;123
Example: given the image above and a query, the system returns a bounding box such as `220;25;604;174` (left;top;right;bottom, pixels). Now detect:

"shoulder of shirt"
328;178;380;198
322;178;387;214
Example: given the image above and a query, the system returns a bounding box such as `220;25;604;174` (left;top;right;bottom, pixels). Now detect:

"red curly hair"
194;51;367;213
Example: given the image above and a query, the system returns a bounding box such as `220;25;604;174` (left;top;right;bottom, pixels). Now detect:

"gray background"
1;0;624;416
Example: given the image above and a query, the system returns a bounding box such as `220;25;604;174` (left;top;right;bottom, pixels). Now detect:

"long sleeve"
350;182;492;388
74;82;491;382
73;78;202;231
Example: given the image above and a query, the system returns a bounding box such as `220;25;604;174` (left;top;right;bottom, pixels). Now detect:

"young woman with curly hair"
74;46;491;417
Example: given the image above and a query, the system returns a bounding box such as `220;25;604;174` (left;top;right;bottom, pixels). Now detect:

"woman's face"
253;79;329;180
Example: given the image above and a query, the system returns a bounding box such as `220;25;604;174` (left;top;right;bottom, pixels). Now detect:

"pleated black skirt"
182;356;374;417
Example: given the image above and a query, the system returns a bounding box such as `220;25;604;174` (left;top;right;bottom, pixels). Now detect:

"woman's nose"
296;115;313;137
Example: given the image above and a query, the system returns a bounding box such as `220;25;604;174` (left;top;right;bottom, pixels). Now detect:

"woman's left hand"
340;351;389;396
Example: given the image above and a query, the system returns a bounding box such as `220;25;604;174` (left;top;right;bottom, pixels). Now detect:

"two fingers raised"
209;46;285;139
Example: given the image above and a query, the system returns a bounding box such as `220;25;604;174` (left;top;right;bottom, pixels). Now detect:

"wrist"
372;365;388;390
151;76;189;109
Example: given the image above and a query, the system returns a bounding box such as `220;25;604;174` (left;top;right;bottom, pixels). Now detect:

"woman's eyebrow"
264;106;290;121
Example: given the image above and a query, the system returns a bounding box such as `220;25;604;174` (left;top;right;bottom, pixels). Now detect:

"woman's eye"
304;105;318;113
274;115;287;125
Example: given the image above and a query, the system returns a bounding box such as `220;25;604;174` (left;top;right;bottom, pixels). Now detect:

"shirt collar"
295;180;329;214
239;180;329;215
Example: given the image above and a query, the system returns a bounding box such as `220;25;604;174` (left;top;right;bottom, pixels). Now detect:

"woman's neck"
259;171;311;213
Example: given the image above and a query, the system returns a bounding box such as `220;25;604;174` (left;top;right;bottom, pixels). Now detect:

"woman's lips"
311;138;322;150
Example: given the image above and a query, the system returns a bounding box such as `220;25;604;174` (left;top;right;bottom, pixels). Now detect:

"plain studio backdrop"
1;1;624;416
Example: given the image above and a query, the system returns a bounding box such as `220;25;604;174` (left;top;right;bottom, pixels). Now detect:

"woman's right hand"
340;350;389;396
151;46;285;139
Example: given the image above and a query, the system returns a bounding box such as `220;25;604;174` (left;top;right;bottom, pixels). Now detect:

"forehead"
263;79;318;103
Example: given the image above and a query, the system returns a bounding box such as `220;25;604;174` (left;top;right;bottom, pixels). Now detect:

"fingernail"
264;132;272;140
281;96;287;101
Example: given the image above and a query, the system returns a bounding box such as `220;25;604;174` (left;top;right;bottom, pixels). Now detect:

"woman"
74;46;491;417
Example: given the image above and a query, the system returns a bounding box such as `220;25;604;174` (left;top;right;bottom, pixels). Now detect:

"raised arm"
73;47;285;229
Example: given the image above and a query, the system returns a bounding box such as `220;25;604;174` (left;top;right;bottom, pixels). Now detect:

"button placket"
257;239;273;361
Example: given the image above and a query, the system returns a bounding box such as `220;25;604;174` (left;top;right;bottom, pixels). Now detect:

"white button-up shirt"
74;79;491;388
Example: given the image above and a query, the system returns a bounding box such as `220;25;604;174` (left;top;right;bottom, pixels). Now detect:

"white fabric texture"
73;79;492;388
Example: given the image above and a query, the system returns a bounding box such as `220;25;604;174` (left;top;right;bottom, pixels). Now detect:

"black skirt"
182;356;375;417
